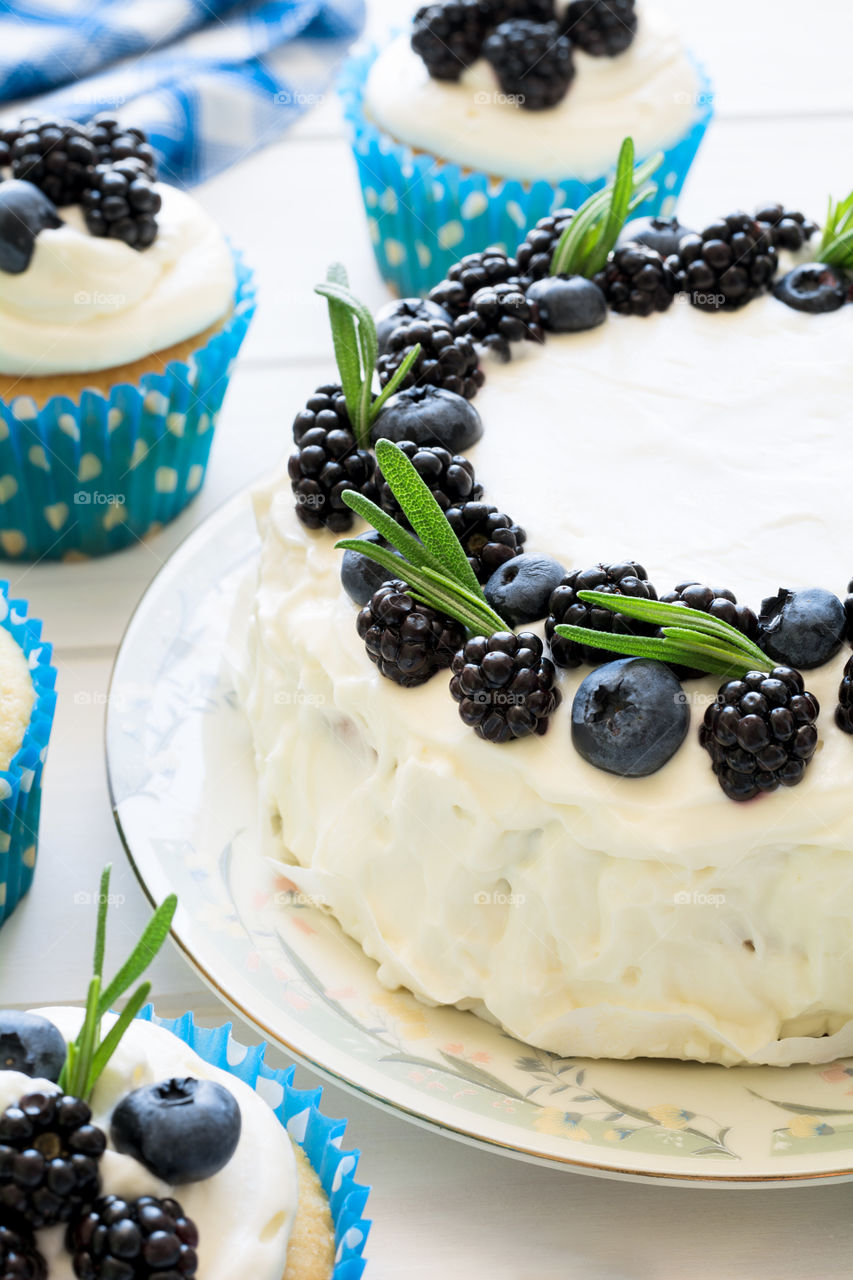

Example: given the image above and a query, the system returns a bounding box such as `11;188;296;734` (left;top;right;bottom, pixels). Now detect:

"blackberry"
429;247;521;319
483;20;575;111
660;581;758;679
9;118;97;207
515;208;575;283
0;1091;105;1229
562;0;637;56
80;160;160;249
545;561;658;668
755;203;818;252
454;280;544;360
700;667;819;802
836;655;853;735
0;125;22;170
69;1194;199;1280
444;500;525;582
666;212;778;311
450;631;561;742
377;318;484;401
411;1;492;80
377;441;482;520
592;242;677;316
0;1220;45;1280
288;384;377;534
357;581;465;687
491;0;557;19
846;577;853;636
86;115;157;178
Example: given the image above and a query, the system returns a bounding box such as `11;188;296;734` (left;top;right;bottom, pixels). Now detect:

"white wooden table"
2;2;853;1273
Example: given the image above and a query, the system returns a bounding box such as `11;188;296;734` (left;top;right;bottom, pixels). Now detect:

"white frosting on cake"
3;1009;298;1279
0;185;235;377
0;627;34;770
242;294;853;1066
364;9;701;182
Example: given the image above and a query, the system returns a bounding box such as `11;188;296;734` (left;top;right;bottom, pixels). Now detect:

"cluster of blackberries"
0;112;161;249
665;212;778;311
412;0;636;106
288;385;377;534
700;668;819;801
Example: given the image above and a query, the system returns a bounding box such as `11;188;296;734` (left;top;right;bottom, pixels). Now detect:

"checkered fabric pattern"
0;0;365;184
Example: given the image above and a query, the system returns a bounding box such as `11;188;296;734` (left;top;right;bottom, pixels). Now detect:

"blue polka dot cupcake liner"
340;44;714;298
0;583;57;928
137;1009;371;1279
0;252;256;562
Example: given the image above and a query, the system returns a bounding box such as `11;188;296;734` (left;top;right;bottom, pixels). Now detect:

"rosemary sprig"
550;138;663;278
554;591;773;679
817;188;853;269
336;440;506;636
58;865;177;1100
315;265;421;450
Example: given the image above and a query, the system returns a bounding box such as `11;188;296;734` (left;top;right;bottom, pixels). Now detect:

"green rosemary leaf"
552;624;754;677
576;591;770;664
374;440;484;598
583;137;635;277
59;1041;75;1096
819;189;853;265
626;182;659;217
93;865;110;982
369;344;421;423
419;566;507;633
98;895;177;1018
315;274;367;447
661;627;771;672
339;492;447;576
550;188;612;277
69;976;101;1097
550;143;664;278
85;983;151;1097
335;541;500;635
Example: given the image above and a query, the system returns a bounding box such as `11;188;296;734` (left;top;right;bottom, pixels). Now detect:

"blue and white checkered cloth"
0;0;365;185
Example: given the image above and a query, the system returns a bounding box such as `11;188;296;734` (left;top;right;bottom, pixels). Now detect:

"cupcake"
0;883;369;1277
0;114;256;561
341;0;713;296
0;581;56;927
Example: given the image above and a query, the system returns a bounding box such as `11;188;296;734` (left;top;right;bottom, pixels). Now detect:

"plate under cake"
242;246;853;1068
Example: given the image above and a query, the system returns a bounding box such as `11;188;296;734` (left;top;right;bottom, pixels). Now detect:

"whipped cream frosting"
2;1009;298;1279
243;292;853;1067
0;627;34;770
364;8;701;182
0;186;235;378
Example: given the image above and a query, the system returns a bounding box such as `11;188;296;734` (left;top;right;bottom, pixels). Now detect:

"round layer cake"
243;252;853;1068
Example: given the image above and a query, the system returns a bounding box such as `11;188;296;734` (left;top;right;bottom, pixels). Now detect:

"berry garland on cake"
0;871;249;1279
286;136;853;801
411;0;638;108
0;113;163;274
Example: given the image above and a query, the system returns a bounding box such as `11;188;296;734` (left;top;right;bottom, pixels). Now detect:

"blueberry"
111;1077;241;1184
375;298;452;355
621;214;696;259
772;263;847;314
525;275;607;333
371;385;483;451
0;180;63;274
341;530;402;606
484;554;566;626
758;587;847;669
0;1010;66;1081
571;658;690;776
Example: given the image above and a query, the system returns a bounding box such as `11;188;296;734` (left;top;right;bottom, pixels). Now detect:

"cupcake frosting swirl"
0;185;235;378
